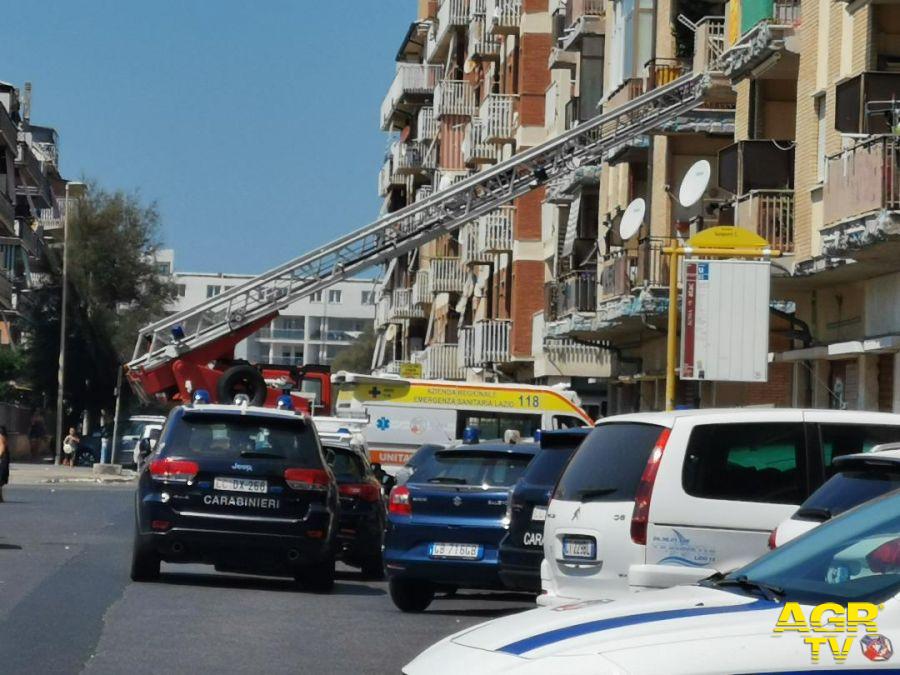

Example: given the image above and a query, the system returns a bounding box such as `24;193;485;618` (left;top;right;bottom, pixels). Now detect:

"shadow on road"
424;591;535;618
0;543;23;550
157;570;386;596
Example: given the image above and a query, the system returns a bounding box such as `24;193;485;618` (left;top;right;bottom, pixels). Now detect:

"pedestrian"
0;425;9;502
62;427;80;467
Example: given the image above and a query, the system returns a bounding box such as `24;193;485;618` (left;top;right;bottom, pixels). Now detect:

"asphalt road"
0;483;534;674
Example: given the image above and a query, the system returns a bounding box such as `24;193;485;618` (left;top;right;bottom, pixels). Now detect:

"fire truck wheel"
217;364;267;406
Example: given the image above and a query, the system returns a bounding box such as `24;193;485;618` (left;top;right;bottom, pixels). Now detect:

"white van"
332;372;592;468
540;408;900;605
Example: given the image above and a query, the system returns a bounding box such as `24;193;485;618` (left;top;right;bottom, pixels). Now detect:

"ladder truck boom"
126;72;714;410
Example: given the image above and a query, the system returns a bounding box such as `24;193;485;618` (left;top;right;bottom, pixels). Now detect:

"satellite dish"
678;159;711;208
618;198;646;241
463;58;479;74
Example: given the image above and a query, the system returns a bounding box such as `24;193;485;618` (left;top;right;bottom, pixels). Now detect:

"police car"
130;392;339;590
404;487;900;673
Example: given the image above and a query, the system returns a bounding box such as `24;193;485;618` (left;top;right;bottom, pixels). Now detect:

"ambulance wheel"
389;578;435;612
217;365;267;406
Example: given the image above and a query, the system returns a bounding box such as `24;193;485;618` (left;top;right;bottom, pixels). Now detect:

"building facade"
373;0;900;415
169;260;377;368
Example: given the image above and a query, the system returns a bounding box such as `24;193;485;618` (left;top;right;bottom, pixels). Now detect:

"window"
310;291;323;303
552;415;588;429
361;290;375;305
521;445;579;487
328;289;342;304
155;262;171;276
456;411;541;440
816;95;826;181
324;446;367;482
413;450;534;488
554;423;664;502
206;285;222;298
176;284;186;297
682;423;806;504
819;424;900;476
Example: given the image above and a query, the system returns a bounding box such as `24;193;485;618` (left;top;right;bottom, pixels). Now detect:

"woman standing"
0;426;9;503
62;427;79;467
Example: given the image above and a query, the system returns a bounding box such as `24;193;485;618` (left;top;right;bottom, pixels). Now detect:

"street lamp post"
54;181;86;465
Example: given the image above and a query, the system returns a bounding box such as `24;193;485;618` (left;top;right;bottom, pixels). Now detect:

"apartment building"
0;81;65;346
169;260;377;368
374;0;898;414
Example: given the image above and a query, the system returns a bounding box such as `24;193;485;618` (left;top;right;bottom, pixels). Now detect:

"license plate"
563;536;596;560
531;505;547;522
429;543;482;560
213;477;267;494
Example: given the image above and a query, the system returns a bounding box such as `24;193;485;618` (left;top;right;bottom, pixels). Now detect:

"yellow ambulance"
331;372;593;467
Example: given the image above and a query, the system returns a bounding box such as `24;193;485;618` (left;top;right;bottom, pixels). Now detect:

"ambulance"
331;372;592;467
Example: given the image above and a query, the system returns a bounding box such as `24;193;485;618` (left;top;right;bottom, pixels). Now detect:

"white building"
166;253;377;368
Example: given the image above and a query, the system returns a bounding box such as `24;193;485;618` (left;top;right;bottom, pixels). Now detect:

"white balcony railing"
413;269;431;305
467;12;501;62
459;222;483;266
380;64;442;131
417;107;438;141
378;158;405;196
390;288;426;320
430;257;466;293
693;16;726;72
391;140;427;175
435;80;477;118
487;0;522;35
480;93;516;142
421;343;465;380
462;119;500;165
375;296;392;328
479;206;514;252
460;320;512;366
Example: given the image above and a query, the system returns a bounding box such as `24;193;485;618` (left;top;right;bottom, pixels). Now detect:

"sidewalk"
9;462;137;486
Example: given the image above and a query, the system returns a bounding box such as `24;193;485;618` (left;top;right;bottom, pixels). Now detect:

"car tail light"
630;427;672;546
339;482;381;502
284;468;330;491
388;485;412;516
149;458;199;483
867;537;900;573
768;528;778;550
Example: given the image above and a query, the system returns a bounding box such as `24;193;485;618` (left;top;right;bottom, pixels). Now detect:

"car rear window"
554;423;665;502
325;447;367;482
413;450;534;488
682;422;806;504
799;468;900;520
522;446;578;486
163;413;321;466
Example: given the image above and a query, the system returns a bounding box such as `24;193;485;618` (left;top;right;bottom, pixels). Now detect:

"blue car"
498;428;590;592
384;442;538;612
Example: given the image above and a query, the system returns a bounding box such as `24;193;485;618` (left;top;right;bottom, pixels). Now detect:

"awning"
561;191;581;257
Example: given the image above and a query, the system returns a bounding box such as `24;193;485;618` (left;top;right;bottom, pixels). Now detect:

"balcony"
719;139;794;195
435;80;477;118
430;257;466;293
378;158;405;196
487;0;521;35
375;296;393;328
416;107;438;141
606;78;645;111
599;240;667;303
462;119;499;166
559;0;605;51
36;208;64;242
0;268;12;309
556;270;597;317
734;190;795;254
480;93;516;143
390;288;426;320
420;343;464;380
820;136;900;255
460;223;481;266
835;72;900;135
644;58;688;93
0;103;16;150
413;269;431;306
460;207;513;265
467;10;501;62
14;220;44;260
693;17;726;72
428;0;470;64
380;64;442;132
391;140;431;175
459;319;512;367
721;3;801;82
0;192;13;234
260;327;306;342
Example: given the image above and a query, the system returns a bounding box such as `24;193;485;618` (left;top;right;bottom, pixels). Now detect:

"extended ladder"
128;71;712;382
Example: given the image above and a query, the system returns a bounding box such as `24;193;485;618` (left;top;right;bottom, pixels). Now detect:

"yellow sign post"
663;226;781;411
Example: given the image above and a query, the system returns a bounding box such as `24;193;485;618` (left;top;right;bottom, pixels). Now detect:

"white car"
773;445;900;547
541;409;900;605
405;487;900;673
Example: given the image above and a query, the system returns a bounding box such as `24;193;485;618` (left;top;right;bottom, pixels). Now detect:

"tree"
330;324;377;373
0;345;27;404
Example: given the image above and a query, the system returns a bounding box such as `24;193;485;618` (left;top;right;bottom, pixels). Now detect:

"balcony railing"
718;139;795;195
430;0;470;63
459;223;482;266
264;328;306;341
606;78;645;111
0;104;16;149
644;58;688;92
480;206;514;253
421;343;465;380
774;0;802;25
413;269;431;305
435;80;477;118
557;270;597;316
430;257;466;293
467;13;502;62
480;93;516;142
599;240;668;302
460;319;511;366
417;107;438;141
378;158;405;196
565;0;604;24
835;72;900;135
380;64;442;131
390;288;426;320
488;0;522;35
462;119;499;165
36;208;63;239
823;136;900;225
734;189;795;253
693;17;726;72
15;220;43;259
391;140;428;175
0;192;13;233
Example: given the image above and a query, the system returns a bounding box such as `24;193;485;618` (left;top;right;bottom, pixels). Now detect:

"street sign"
680;258;771;383
398;362;423;379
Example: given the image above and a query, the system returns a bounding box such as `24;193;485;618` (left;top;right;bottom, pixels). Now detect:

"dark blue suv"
499;428;590;592
384;442;537;612
131;404;339;590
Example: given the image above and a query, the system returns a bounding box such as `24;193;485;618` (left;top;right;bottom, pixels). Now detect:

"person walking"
62;427;80;467
0;426;9;502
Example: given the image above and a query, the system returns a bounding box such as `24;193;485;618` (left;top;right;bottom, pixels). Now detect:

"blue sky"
6;1;414;273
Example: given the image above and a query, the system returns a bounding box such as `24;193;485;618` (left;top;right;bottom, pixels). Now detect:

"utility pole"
110;365;124;465
54;181;86;465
